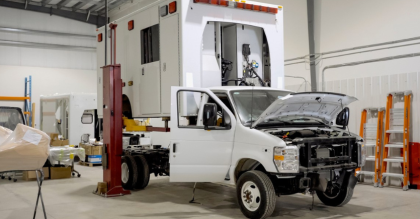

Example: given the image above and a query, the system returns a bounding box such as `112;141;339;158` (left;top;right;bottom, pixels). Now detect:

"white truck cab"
122;86;364;219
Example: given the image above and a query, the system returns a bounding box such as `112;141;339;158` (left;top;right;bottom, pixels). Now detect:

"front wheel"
316;183;353;207
236;170;277;219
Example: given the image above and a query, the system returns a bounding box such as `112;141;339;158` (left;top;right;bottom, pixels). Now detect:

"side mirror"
203;103;217;129
336;107;350;128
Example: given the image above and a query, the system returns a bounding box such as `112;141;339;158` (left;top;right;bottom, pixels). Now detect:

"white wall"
0;6;97;70
310;0;420;137
0;65;97;129
314;0;420;82
264;0;310;91
0;6;99;131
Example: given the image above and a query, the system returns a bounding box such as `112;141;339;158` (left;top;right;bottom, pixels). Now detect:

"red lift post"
101;23;131;197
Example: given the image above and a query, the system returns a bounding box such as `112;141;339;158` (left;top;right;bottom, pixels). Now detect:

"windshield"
0;107;25;130
230;90;291;126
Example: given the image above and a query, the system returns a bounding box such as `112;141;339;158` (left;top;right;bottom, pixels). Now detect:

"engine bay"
267;128;351;145
266;128;361;170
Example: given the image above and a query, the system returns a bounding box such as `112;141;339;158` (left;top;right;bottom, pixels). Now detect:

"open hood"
252;92;357;128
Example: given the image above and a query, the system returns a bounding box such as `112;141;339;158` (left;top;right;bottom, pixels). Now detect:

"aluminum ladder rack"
380;90;412;191
356;107;385;187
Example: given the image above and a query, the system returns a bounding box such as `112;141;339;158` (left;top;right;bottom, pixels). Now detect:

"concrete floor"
0;165;419;219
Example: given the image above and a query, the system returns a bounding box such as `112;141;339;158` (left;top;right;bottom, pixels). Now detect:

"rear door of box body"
160;14;180;114
138;6;161;115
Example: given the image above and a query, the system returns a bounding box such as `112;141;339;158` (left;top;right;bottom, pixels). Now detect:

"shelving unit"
0;75;32;126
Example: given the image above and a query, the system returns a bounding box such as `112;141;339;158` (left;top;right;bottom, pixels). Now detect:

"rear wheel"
121;156;138;190
236;170;276;219
316;183;353;207
134;155;150;189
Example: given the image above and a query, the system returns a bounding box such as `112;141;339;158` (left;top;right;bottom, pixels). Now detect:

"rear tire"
121;156;138;190
236;170;276;219
316;184;353;207
134;155;150;189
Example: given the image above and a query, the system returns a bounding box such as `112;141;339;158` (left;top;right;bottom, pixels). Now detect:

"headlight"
274;146;299;173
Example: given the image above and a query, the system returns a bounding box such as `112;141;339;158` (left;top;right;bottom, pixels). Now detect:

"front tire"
236;170;276;219
316;184;353;207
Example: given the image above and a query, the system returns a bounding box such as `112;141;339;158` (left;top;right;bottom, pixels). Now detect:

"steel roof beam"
88;0;117;12
0;0;106;27
98;0;128;15
41;0;53;6
73;0;93;11
57;0;73;9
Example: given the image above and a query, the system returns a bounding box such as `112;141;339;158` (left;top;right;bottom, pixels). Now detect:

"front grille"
293;136;359;171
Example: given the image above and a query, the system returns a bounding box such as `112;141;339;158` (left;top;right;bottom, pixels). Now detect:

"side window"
214;93;235;118
81;114;93;124
141;24;160;64
177;91;230;128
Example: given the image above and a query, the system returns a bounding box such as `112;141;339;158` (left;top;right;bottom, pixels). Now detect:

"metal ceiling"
0;0;130;27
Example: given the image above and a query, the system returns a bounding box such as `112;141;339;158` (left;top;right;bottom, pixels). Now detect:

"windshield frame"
228;89;292;127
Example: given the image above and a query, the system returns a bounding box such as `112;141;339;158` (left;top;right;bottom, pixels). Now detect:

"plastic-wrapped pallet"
0;124;50;172
49;146;86;166
0;126;12;144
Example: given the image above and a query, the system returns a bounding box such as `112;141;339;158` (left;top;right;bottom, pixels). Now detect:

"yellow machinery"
123;117;149;132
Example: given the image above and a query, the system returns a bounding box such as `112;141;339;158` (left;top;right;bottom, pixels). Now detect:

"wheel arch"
122;94;133;119
234;158;267;183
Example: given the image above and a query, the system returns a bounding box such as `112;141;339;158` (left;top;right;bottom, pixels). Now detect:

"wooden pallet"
79;161;102;167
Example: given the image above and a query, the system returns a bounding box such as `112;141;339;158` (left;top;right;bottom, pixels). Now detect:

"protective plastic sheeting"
49;146;85;166
0;126;12;144
0;124;50;172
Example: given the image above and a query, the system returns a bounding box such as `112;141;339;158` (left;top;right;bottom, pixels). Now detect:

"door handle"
142;68;144;75
173;143;177;153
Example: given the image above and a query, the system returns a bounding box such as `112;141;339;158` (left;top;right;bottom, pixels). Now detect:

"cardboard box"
87;155;102;163
80;143;102;155
51;140;62;146
22;167;50;181
61;139;69;146
81;143;92;155
48;133;59;142
92;146;102;155
51;139;70;147
50;167;71;179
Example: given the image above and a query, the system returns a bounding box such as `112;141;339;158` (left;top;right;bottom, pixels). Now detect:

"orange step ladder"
356;107;385;187
380;91;412;190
